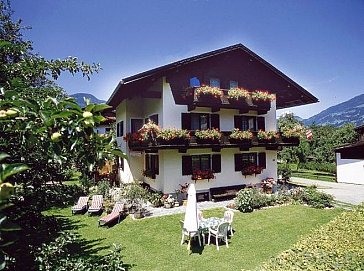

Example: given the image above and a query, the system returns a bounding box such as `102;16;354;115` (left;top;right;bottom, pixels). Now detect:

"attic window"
189;77;200;87
210;78;220;88
230;80;238;88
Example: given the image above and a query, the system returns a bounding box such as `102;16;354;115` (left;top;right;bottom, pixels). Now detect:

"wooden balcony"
182;87;271;115
127;131;299;153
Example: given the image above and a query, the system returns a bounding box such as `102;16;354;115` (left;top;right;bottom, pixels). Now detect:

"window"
230;80;238;89
145;154;159;175
234;115;265;131
131;118;144;133
116;121;124;137
189;77;200;87
148;114;158;125
182;113;220;131
234;152;266;171
182;154;221;175
210;78;220;88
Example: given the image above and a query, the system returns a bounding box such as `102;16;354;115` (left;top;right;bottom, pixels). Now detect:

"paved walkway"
143;199;234;219
291;177;364;205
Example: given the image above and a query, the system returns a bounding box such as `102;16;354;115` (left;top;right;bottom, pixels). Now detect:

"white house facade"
107;44;318;199
335;124;364;185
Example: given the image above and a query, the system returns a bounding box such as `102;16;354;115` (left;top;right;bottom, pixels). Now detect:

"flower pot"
134;211;144;219
164;203;172;209
229;138;252;145
182;200;188;206
196;138;220;144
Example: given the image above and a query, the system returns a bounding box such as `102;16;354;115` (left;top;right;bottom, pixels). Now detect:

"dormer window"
189;77;201;87
210;78;220;88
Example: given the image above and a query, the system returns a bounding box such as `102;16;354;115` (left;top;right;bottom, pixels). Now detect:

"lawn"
46;205;342;271
291;169;336;182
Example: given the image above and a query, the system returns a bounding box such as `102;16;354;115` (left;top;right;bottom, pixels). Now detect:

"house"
107;44;318;199
335;124;364;185
95;109;115;134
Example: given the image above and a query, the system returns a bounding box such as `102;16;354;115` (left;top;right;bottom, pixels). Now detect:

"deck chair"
71;196;89;215
98;202;124;226
208;221;229;250
223;210;235;236
88;195;103;215
179;220;202;248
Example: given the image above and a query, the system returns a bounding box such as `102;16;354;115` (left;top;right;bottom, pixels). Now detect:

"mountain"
303;94;364;127
69;93;105;107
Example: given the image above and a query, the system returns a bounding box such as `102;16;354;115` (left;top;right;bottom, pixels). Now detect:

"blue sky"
12;0;364;119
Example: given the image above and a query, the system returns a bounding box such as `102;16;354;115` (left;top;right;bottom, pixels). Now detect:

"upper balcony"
124;129;300;153
181;87;274;115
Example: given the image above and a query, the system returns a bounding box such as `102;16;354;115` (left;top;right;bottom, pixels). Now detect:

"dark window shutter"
234;153;243;171
116;122;120;137
181;113;191;130
234;115;242;129
212;154;221;173
257;117;265;131
211;114;220;130
153;155;159;175
258;152;266;169
145;154;150;170
182;156;192;175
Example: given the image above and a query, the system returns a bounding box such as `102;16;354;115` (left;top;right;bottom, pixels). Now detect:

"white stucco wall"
336;153;364;184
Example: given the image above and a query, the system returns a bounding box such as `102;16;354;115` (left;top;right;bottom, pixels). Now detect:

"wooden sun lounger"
98;202;124;226
88;194;103;215
71;196;89;215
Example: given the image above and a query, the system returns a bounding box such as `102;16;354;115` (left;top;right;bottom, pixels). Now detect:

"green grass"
45;205;342;271
291;169;336;182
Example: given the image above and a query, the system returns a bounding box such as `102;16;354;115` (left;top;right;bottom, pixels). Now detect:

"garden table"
198;217;224;245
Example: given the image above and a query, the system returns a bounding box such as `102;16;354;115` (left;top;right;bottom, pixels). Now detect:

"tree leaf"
92;104;111;113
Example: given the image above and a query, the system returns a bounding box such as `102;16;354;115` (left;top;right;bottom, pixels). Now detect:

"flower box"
228;97;249;107
229;138;252;145
157;138;189;145
282;136;300;144
241;165;264;177
192;169;215;180
196;138;220;145
197;93;222;104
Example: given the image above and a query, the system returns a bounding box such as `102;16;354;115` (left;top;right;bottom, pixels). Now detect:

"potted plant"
261;177;275;194
257;130;279;143
280;124;303;144
163;194;175;208
195;128;222;144
192;169;215;180
195;85;223;103
227;88;250;106
251;90;275;109
241;164;264;177
157;128;190;145
229;128;253;144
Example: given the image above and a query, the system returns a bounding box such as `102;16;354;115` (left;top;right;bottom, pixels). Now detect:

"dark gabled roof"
108;43;318;108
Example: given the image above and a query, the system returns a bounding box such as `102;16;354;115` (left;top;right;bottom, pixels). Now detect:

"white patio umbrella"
183;183;201;250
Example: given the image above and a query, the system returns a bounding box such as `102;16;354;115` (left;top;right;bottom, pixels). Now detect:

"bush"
300;186;334;208
298;162;336;173
35;232;127;271
235;189;254;212
257;204;364;271
97;179;111;198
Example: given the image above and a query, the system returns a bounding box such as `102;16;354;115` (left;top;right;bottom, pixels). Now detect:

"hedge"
256;203;364;271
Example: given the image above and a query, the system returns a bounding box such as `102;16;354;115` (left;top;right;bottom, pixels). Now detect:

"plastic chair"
223;210;234;236
179;220;202;247
207;221;229;250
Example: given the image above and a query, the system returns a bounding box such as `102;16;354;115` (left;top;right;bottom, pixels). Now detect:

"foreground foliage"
257;203;364;271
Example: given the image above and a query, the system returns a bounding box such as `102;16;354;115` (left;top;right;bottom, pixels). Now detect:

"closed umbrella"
183;183;201;250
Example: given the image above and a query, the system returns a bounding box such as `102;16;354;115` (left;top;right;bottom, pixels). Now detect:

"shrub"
97;179;111;198
235;189;254;213
301;186;334;208
36;232;127;271
258;204;364;270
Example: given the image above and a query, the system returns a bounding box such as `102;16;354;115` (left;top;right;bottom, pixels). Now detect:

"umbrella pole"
187;239;191;250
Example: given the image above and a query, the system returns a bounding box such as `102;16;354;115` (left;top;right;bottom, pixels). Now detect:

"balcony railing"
182;87;272;114
125;131;299;152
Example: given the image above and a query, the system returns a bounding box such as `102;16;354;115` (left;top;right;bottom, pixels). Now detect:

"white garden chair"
223;210;235;236
207;221;229;250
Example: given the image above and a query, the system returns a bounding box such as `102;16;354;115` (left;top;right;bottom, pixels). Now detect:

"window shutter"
145;154;150;170
211;114;220;130
182;156;192;175
212;154;221;173
258;152;266;169
181;113;191;130
153;155;159;175
257;117;265;131
234;115;242;129
116;122;120;137
234;153;243;171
